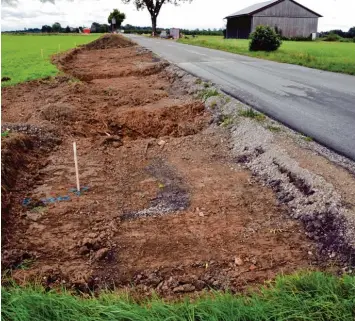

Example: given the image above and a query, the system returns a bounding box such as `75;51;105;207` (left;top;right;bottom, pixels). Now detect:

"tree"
99;24;110;33
65;25;71;33
348;27;355;38
52;22;61;32
108;9;126;31
121;0;192;36
41;25;52;33
91;22;101;33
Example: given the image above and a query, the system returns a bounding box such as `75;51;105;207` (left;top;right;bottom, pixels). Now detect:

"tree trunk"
151;15;157;36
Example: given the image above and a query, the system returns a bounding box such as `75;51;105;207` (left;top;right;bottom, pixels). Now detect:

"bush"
323;33;342;42
249;26;282;51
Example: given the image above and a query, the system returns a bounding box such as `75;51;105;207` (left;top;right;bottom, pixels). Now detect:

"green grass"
267;125;282;133
1;34;101;86
198;88;220;101
1;130;10;137
302;135;314;142
239;108;266;121
178;36;355;75
2;272;354;321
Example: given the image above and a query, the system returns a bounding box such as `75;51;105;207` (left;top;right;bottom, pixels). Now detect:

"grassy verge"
2;271;355;321
178;36;355;75
1;34;101;86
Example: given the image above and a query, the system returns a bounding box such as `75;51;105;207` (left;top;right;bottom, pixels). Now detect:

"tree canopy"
52;22;61;32
121;0;192;35
108;9;126;28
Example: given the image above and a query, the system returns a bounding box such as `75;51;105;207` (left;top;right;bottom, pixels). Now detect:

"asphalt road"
127;35;355;161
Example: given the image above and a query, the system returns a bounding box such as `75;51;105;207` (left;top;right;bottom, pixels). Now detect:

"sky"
1;0;354;32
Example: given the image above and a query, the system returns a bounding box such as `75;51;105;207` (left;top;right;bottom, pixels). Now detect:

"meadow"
178;36;355;75
1;34;101;86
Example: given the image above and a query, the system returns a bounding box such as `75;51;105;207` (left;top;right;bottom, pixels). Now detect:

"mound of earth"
84;34;135;50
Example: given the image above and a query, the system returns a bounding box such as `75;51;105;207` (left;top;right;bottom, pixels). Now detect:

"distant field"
178;36;355;75
1;34;101;86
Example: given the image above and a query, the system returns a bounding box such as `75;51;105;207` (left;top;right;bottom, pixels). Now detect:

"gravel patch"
121;158;189;220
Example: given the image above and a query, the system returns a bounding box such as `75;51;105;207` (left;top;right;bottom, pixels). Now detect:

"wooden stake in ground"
73;142;80;192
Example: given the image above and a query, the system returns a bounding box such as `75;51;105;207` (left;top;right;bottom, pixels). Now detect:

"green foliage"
108;9;126;28
220;115;234;127
249;25;282;52
1;130;10;137
198;88;219;101
302;135;313;142
178;36;355;75
91;22;109;33
2;272;355;321
324;32;342;42
1;34;101;86
239;108;265;121
267;125;281;132
52;22;61;33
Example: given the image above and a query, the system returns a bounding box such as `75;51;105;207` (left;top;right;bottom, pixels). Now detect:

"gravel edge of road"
164;63;355;268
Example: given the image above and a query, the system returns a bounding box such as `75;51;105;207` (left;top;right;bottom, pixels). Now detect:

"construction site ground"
3;35;347;297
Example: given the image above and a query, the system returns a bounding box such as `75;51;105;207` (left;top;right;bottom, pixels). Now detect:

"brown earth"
1;35;317;296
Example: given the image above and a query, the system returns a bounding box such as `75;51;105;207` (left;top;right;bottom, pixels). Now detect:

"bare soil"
1;35;316;296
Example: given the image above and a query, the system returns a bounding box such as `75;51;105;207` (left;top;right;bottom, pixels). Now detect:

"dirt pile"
1;35;317;296
109;102;208;140
84;34;135;50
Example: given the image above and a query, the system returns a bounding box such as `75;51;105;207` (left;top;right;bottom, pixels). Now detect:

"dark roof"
225;0;322;19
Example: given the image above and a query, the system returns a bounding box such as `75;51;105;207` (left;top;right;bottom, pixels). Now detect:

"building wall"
226;16;252;39
254;0;319;18
252;16;318;37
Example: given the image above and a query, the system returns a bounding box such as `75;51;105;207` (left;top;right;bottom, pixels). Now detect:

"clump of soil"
40;103;76;122
84;34;135;50
1;35;317;296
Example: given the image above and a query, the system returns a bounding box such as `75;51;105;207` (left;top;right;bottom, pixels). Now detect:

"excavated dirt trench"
1;35;317;296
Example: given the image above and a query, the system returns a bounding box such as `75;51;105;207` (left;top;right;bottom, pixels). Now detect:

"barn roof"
225;0;322;19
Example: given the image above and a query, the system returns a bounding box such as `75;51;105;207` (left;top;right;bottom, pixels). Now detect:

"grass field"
1;34;101;86
2;272;355;321
178;36;355;75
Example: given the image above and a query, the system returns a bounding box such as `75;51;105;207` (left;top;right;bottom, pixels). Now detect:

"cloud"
1;0;354;31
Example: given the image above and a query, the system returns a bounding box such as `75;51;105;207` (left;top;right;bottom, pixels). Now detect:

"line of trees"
319;27;355;39
41;23;82;33
121;24;223;35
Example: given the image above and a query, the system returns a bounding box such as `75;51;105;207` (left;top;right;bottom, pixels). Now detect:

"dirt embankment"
1;35;332;296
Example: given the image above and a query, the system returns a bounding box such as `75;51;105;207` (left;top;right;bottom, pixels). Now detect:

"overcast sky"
1;0;354;32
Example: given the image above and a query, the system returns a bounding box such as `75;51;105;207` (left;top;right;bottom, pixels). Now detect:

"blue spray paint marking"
22;198;32;206
22;186;89;207
69;186;89;196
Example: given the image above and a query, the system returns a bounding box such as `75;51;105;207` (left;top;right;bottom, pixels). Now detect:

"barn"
225;0;322;39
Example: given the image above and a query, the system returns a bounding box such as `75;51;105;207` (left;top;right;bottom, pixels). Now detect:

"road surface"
127;35;355;161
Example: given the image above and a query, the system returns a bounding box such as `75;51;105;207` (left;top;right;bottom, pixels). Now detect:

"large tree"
52;22;61;32
121;0;192;36
108;9;126;31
